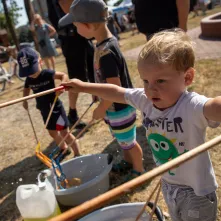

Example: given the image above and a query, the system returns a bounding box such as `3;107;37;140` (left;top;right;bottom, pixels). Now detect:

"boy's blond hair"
138;29;195;72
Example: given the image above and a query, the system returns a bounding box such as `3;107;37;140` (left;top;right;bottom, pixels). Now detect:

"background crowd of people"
190;0;215;16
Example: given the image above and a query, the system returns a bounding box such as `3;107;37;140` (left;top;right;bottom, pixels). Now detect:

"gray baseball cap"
59;0;108;27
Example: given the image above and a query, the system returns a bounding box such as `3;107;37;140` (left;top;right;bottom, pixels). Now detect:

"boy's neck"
94;24;113;45
35;66;42;76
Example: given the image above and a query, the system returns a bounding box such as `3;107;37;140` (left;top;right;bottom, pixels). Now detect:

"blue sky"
16;0;28;27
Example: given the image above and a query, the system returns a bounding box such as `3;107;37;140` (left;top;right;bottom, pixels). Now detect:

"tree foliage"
0;0;22;29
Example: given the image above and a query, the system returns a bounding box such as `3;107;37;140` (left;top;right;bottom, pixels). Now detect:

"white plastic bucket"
78;203;151;221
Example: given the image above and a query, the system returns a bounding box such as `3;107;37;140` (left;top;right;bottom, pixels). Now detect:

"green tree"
0;0;22;29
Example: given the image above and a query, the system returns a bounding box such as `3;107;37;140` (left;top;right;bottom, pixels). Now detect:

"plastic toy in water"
49;147;77;189
35;143;81;189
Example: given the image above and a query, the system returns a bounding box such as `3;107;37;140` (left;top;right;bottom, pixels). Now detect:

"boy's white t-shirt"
125;88;218;196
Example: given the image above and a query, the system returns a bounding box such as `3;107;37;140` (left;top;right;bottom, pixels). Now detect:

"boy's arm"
54;71;69;83
176;0;189;32
58;0;71;14
54;71;69;95
99;77;122;109
23;87;31;97
23;87;31;110
47;23;57;37
30;20;35;32
62;79;127;104
93;77;122;119
204;97;221;122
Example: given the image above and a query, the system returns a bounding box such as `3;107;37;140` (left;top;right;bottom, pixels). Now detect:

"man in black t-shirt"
132;0;190;39
46;0;95;129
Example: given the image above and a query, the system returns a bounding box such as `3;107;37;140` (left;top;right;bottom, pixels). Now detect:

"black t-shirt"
107;16;115;35
94;37;133;111
133;0;179;35
46;0;78;37
24;69;61;110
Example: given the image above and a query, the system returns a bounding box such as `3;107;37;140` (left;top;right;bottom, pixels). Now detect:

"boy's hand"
61;79;84;94
93;105;106;120
92;95;99;103
23;101;28;110
56;89;65;97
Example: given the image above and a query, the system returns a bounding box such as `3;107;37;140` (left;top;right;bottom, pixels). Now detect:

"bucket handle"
37;171;51;188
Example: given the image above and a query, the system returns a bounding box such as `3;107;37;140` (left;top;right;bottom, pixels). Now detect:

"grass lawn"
188;5;221;30
119;5;221;52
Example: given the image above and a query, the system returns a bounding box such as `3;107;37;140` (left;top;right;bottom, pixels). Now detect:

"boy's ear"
39;58;43;66
84;23;94;30
184;68;195;86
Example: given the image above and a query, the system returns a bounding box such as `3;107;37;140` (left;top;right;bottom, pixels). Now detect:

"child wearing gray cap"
59;0;145;180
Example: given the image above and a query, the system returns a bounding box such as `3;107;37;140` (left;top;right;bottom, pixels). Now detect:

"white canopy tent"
118;0;133;7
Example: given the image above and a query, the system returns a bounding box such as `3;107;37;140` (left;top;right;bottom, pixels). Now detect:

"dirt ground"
0;49;221;220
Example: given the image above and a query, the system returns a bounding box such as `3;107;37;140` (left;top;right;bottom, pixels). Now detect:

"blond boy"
62;29;218;221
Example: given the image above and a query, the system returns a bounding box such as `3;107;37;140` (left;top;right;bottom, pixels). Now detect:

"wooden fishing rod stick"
27;109;39;144
45;95;59;129
0;86;65;109
57;101;95;148
68;120;94;148
49;134;221;221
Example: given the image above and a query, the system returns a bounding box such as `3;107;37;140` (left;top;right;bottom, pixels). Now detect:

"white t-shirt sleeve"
188;94;219;128
124;88;151;111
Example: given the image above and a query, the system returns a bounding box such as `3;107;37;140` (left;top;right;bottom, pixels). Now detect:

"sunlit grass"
118;5;221;52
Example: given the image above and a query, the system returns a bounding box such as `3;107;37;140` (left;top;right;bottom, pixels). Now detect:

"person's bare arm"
30;19;35;31
23;88;31;109
176;0;190;32
0;46;7;52
58;0;73;13
62;79;127;104
54;71;69;83
54;72;69;95
99;77;122;108
114;20;121;32
204;97;221;122
47;23;56;37
93;77;122;119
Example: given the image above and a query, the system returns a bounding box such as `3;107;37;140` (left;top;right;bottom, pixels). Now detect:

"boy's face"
28;58;42;79
73;22;94;39
138;61;194;110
